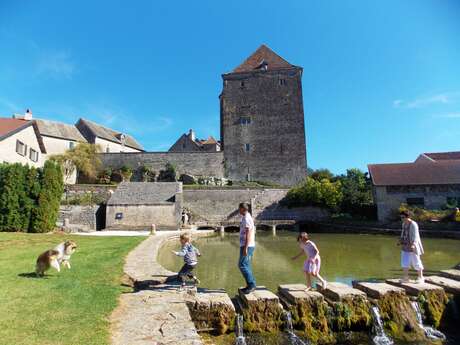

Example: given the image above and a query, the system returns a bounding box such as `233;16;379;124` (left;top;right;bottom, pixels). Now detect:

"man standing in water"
399;210;424;283
238;202;256;294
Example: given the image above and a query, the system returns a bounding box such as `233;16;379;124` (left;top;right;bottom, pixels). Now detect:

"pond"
158;231;460;293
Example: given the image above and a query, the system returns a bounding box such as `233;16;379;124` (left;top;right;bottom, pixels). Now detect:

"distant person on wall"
238;202;256;294
291;232;327;291
399;210;424;283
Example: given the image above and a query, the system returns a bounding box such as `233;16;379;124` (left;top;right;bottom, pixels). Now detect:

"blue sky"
1;0;459;174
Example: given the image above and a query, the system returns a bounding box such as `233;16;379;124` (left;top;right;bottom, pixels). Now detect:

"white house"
75;118;144;153
0;117;46;168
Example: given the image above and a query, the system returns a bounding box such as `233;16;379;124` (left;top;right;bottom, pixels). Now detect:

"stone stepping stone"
440;269;460;282
425;276;460;295
321;282;366;302
353;281;405;299
386;278;443;296
278;284;324;304
238;286;279;305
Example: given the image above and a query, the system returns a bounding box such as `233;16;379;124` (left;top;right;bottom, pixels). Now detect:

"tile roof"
423;151;460;161
0;118;46;153
232;44;295;73
0;118;30;138
107;182;182;205
76;118;144;151
199;136;219;145
368;161;460;186
35;119;87;142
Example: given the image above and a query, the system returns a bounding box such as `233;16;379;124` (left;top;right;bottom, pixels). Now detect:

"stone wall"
63;184;116;204
220;68;307;186
106;204;177;229
183;188;328;224
99;152;224;179
373;184;460;221
57;205;100;232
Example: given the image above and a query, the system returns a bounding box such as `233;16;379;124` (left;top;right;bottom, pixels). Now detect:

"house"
106;182;182;229
35;119;87;155
168;129;221;152
368;152;460;221
0;117;46;167
76;118;144;153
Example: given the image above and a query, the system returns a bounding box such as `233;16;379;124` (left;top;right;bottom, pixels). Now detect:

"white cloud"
36;50;75;79
393;91;460;109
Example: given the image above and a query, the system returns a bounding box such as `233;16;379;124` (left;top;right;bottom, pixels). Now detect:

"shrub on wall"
397;204;453;223
30;161;64;233
284;177;343;210
158;162;177;182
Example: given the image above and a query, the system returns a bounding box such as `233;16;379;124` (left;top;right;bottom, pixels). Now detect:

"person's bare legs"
305;272;312;290
311;272;327;289
402;268;410;282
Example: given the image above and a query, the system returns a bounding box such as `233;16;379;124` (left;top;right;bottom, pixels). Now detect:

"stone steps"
425;275;460;295
440;269;460;281
352;281;405;299
385;278;444;296
321;282;367;302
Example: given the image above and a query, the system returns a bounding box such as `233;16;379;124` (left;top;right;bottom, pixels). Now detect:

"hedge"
0;161;63;233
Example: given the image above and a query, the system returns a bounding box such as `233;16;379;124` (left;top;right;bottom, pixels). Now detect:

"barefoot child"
172;233;201;288
291;232;327;290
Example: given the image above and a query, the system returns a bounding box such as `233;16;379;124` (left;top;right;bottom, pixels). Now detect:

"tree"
337;169;373;209
284;177;343;210
0;164;24;231
30;161;64;233
309;168;335;182
158;162;177;182
51;143;101;183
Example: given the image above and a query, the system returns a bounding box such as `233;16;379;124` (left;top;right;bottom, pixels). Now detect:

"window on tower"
244;143;250;152
279;79;286;86
239;116;251;125
240;80;246;88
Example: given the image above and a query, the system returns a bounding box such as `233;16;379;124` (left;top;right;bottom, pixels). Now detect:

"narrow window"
240;80;246;88
106;146;110;153
240;116;251;125
69;141;75;149
16;140;25;156
279;79;286;86
29;148;39;162
244;143;250;152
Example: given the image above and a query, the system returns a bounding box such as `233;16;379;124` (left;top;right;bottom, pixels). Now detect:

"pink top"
300;240;319;259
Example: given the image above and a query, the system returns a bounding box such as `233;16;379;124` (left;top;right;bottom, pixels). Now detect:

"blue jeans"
239;246;256;288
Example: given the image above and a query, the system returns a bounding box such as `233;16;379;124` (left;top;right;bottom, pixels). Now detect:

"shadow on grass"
18;272;51;279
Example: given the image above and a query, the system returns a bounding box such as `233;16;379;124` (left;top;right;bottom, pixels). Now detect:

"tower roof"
232;45;295;73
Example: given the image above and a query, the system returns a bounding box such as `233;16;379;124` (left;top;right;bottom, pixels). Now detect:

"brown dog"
35;249;60;276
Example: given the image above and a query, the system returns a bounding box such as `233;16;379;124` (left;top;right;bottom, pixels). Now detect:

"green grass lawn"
0;232;144;345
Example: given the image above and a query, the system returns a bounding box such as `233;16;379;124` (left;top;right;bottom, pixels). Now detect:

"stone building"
169;129;220;152
219;45;307;186
76;118;144;153
106;182;182;229
368;151;460;221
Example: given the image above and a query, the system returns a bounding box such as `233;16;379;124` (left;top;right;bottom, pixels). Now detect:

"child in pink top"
291;232;327;290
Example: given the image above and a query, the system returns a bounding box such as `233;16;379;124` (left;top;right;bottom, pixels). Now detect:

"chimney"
188;129;195;141
12;108;33;120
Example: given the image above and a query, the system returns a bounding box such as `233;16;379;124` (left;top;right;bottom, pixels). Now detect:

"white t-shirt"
239;212;255;248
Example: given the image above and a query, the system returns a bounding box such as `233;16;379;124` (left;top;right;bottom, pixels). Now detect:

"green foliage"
309;168;335;181
63;193;106;206
97;168;112;184
158;162;177;182
51;143;101;183
30;161;64;233
337;168;376;218
119;165;133;182
398;204;453;223
139;165;156;182
284;177;343;210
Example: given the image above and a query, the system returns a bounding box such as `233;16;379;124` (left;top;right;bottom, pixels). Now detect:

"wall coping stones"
386;278;444;296
321;282;367;302
424;275;460;295
352;282;406;299
440;269;460;281
238;286;280;305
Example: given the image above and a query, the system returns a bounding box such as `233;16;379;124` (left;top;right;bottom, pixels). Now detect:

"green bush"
397;204;452;223
30;161;64;233
158;162;177;182
119;165;133;182
284;177;343;210
0;163;63;232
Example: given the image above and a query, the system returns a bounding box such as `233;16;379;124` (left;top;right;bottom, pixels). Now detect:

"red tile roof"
368;161;460;186
232;45;295;73
0;118;30;138
423;151;460;161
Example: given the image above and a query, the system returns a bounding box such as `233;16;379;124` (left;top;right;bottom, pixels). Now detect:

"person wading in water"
238;202;256;294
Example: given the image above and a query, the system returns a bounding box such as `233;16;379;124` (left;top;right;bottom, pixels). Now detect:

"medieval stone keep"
98;45;307;186
220;45;307;186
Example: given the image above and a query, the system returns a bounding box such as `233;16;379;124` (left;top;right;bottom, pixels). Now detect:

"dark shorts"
178;263;196;283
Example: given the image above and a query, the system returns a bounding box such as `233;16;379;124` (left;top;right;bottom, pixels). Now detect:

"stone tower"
220;45;307;186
